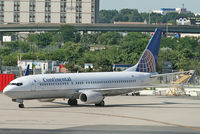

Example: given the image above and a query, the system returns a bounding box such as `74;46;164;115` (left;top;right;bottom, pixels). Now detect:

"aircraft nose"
3;85;13;97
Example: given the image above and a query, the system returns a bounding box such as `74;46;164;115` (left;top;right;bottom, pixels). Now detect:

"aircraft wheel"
19;104;24;108
95;101;105;107
68;99;78;106
72;99;77;105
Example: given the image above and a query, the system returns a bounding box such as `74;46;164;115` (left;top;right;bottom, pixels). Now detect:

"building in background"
84;63;93;70
0;0;99;24
18;60;65;75
176;17;191;25
180;33;200;38
113;64;133;71
162;61;173;74
3;36;11;42
153;6;190;15
176;17;200;26
153;8;177;15
1;66;20;76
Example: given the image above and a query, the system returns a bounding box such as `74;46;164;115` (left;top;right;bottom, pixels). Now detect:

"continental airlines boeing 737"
4;28;163;108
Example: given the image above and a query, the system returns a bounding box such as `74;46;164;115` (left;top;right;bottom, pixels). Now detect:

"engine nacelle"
79;91;103;104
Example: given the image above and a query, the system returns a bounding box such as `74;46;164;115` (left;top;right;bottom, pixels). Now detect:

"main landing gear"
19;103;24;108
68;99;78;106
95;100;105;107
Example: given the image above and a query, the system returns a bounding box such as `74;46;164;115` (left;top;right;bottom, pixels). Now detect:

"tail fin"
25;64;30;76
125;28;162;72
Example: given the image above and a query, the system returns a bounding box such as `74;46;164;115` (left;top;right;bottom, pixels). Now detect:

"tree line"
99;9;195;25
1;25;200;74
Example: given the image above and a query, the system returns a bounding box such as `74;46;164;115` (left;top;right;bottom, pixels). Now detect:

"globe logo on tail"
136;49;156;72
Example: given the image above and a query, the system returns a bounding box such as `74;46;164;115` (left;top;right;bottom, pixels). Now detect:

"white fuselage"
3;71;152;100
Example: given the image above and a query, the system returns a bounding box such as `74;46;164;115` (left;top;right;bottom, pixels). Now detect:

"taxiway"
0;94;200;134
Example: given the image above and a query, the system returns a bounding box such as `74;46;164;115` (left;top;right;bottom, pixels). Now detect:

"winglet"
25;64;30;76
125;28;162;72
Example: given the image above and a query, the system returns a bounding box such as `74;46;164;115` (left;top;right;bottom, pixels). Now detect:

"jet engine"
79;91;103;104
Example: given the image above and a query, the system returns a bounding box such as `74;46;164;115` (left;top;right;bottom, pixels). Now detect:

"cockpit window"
17;83;23;86
9;83;23;86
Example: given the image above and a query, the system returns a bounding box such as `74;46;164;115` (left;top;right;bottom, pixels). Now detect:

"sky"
100;0;200;13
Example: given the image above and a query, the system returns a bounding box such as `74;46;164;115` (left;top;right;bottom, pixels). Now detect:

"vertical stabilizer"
125;28;162;72
25;64;30;76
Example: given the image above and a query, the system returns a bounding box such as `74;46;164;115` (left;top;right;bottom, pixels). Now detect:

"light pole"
30;42;34;75
149;10;151;24
166;23;168;37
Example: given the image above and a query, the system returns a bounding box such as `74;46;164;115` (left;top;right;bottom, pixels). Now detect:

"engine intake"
79;91;103;104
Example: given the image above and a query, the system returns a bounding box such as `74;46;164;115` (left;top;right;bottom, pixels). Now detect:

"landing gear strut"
68;99;78;106
12;99;24;108
95;100;105;107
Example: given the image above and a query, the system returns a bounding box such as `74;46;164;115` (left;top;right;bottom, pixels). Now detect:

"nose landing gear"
12;99;24;108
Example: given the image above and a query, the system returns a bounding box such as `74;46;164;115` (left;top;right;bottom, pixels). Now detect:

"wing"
78;84;178;96
76;71;192;97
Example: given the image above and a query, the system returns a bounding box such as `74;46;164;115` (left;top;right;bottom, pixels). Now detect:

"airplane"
4;28;164;108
